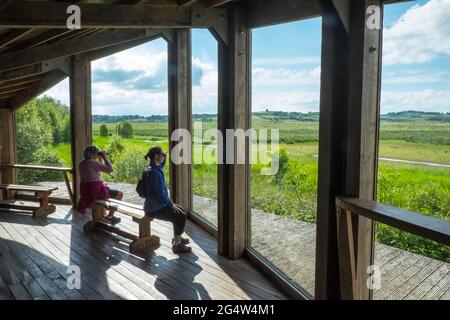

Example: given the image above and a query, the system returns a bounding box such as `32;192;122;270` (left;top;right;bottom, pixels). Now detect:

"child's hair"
144;146;163;162
83;145;101;160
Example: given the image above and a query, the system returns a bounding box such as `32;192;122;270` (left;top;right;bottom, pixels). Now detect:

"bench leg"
34;194;56;218
129;217;160;252
34;204;56;218
130;235;160;253
83;203;106;232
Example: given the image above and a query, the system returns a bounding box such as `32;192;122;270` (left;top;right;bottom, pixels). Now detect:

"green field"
17;98;450;262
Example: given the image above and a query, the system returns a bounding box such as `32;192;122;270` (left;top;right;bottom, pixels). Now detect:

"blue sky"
44;0;450;115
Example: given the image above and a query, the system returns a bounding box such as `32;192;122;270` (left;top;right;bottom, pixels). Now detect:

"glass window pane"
249;18;322;296
191;29;219;227
375;0;450;300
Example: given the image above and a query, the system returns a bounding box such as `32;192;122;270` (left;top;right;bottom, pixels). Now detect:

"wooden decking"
0;205;286;300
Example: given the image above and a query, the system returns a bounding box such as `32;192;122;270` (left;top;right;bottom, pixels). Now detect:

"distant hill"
92;110;449;123
380;110;450;122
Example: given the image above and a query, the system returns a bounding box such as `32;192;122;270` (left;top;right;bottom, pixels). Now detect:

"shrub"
118;121;133;138
112;149;147;184
105;137;124;162
99;124;109;137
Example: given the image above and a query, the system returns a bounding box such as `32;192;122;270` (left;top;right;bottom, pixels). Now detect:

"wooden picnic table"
0;184;58;217
0;164;75;205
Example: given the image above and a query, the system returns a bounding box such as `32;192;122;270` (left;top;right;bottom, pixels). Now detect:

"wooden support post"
345;0;383;300
315;0;350;299
217;4;250;259
315;0;382;300
70;54;92;206
0;108;16;200
168;29;192;212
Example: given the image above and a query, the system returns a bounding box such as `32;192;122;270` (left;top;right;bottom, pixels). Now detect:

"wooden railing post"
336;207;357;299
336;196;450;300
0;108;16;200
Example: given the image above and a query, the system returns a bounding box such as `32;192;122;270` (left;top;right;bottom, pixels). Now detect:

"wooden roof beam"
0;0;14;13
9;69;68;111
246;0;321;28
0;29;35;49
0;57;71;81
205;0;234;8
177;0;201;6
10;30;74;51
0;76;42;89
0;1;191;28
0;64;45;82
0;84;37;96
0;29;159;72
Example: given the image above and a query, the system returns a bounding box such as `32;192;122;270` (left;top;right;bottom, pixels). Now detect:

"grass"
50;119;450;262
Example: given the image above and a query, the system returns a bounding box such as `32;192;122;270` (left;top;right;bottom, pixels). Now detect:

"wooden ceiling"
0;0;402;110
0;0;238;109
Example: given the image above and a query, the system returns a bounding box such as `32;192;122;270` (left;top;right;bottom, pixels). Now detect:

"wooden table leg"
34;192;56;218
63;171;75;206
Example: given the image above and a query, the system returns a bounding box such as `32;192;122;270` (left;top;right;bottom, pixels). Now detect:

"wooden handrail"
336;196;450;246
335;196;450;300
0;164;73;173
1;163;75;205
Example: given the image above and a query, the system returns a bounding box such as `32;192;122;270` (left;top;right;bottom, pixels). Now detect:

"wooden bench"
0;184;57;218
84;199;160;253
0;164;75;205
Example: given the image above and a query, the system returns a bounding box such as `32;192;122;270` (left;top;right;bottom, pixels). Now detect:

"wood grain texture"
70;54;93;205
168;29;193;213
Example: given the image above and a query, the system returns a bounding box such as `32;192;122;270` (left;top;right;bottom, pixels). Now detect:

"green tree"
34;96;71;144
106;138;125;162
15;99;63;182
118;121;133;138
99;124;109;137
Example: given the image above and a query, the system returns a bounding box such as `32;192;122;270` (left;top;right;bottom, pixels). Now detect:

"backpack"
136;167;151;198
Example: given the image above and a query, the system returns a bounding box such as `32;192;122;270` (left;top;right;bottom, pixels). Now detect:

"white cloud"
382;70;449;84
383;0;450;65
381;88;450;113
39;78;70;106
192;58;218;113
253;56;320;67
252;90;320;112
252;66;321;87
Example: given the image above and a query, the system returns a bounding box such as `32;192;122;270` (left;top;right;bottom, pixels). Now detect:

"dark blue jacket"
143;157;172;213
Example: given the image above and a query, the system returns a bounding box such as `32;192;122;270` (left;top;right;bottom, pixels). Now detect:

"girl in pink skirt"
77;145;122;224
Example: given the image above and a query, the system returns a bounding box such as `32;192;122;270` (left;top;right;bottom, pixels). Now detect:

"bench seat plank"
86;199;159;253
94;199;145;220
0;184;57;192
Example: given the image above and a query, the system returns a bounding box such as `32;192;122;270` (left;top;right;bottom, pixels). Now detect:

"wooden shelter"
0;0;449;300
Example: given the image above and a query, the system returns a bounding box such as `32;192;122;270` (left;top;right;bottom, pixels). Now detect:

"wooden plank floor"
0;205;286;300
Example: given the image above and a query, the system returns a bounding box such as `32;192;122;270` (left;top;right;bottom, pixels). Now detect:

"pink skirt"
77;181;110;214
